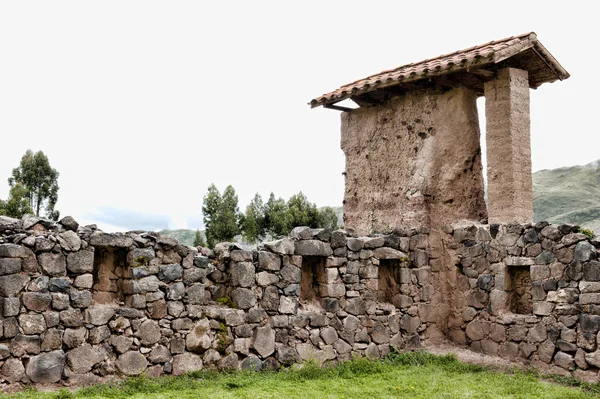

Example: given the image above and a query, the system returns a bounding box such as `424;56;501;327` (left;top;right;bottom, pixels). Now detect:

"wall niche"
378;259;403;306
300;256;327;307
93;248;127;304
507;266;532;314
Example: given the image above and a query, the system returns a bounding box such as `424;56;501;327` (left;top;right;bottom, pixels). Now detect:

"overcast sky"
1;1;597;232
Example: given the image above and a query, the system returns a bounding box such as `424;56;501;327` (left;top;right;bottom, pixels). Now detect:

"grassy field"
3;352;599;399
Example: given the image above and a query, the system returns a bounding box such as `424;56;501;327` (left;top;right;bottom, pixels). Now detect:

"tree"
9;150;60;220
263;193;291;237
318;206;339;230
217;185;241;242
287;192;321;228
202;184;242;248
193;229;206;247
202;184;222;248
242;193;266;244
0;183;33;219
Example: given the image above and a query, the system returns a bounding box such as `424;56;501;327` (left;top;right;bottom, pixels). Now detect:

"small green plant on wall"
578;227;595;240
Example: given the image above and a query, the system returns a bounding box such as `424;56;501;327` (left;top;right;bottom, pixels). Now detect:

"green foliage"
202;183;222;248
8;149;60;220
216;322;229;353
242;193;266;244
201;187;341;244
215;296;234;308
193;229;206;247
202;184;241;248
219;185;242;241
0;182;33;218
287;192;320;228
579;227;595;240
318;206;339;230
263;193;291;237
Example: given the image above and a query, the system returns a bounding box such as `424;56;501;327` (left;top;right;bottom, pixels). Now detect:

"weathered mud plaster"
485;68;533;224
341;87;487;235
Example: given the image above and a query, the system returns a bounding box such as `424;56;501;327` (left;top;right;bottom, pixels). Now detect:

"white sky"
1;1;598;232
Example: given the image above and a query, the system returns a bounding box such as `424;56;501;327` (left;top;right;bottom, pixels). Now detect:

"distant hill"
533;160;600;233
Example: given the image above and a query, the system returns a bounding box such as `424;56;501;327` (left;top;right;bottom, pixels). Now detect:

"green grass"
2;352;598;399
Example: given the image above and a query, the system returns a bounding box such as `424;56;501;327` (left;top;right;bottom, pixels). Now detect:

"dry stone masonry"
2;214;600;385
449;222;600;381
0;214;436;386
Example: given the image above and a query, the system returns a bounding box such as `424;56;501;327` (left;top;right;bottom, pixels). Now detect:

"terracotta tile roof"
310;32;569;109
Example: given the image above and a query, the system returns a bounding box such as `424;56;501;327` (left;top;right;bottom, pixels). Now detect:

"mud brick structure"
311;32;569;233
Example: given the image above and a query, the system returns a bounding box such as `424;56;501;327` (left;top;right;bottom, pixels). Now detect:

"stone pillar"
484;68;533;224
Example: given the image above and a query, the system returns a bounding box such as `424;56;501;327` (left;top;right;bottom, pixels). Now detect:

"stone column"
484;68;533;224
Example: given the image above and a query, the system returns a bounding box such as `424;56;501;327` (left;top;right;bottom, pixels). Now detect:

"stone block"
115;350;148;376
0;258;21;275
172;353;202;375
264;238;294;255
294;240;333;257
0;274;29;297
26;350;65;383
258;251;281;271
532;301;554;316
231;262;255;287
67;250;94;274
504;257;534;266
253;325;275;358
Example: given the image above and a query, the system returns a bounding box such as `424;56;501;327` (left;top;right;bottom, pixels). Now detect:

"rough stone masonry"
2;214;600;386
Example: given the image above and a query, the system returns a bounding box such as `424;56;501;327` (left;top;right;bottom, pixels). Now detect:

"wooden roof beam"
470;68;494;78
324;102;356;112
431;76;484;95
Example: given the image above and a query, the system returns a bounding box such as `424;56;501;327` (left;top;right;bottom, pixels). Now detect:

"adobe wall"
340;87;487;235
2;214;600;386
484;68;534;224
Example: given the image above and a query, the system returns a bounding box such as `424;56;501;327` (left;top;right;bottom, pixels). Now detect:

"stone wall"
448;222;600;380
2;214;600;386
0;215;438;386
340;87;488;235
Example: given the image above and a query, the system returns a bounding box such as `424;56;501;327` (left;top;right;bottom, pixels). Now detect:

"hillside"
533;160;600;233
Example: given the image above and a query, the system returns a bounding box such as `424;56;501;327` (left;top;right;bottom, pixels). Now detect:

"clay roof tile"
311;32;569;109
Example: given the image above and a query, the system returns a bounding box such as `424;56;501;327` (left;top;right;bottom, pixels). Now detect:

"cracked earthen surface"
341;87;487;235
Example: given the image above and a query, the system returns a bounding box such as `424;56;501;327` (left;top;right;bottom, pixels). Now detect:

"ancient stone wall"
340;87;488;235
0;215;437;387
448;222;600;381
2;214;600;386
